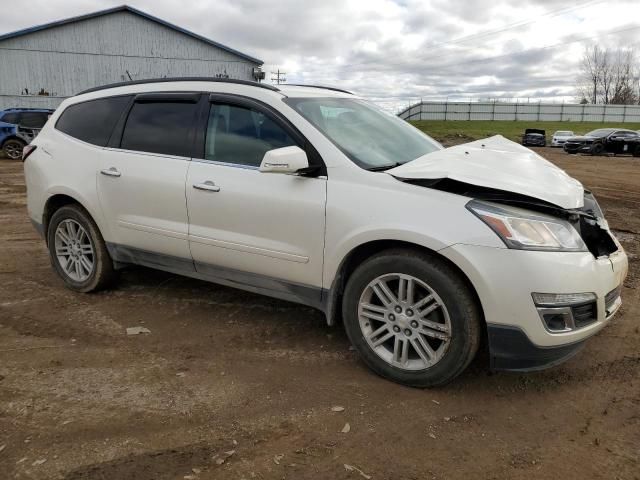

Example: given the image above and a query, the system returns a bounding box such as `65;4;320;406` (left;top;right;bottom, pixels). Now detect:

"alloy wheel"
54;219;95;282
358;273;451;370
3;140;24;160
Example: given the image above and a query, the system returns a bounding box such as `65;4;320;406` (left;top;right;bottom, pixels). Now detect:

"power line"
423;24;640;73
345;0;608;70
344;24;640;74
422;0;605;51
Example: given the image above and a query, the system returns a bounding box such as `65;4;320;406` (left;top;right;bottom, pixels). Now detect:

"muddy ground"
0;148;638;480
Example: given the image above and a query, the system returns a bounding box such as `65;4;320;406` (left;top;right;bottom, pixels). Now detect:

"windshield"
284;97;441;170
585;129;615;137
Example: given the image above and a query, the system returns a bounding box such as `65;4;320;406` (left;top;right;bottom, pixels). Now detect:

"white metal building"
0;5;263;110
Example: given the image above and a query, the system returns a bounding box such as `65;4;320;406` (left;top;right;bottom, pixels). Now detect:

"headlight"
467;200;587;252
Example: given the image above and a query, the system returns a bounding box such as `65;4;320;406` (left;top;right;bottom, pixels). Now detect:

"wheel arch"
42;193;105;245
1;135;26;147
324;239;485;330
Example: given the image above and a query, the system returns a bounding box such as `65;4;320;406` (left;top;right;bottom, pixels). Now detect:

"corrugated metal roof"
0;4;263;65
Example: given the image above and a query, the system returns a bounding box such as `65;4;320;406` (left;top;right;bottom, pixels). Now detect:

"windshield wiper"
366;162;401;172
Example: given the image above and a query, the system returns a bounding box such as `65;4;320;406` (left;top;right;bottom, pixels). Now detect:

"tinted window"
1;112;19;124
121;102;198;157
56;96;131;146
585;129;615;137
19;112;49;128
205;103;296;167
615;130;638;137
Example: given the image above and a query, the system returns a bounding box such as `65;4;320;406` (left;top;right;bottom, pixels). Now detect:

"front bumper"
564;143;592;153
487;324;586;371
440;244;628;367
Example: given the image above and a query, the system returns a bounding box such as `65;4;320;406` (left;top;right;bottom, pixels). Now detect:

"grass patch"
409;120;640;144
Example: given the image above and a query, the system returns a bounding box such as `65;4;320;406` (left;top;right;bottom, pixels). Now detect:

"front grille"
571;302;597;328
605;286;621;314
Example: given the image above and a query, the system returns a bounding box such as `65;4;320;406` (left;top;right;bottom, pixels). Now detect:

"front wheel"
2;138;26;160
342;249;482;387
47;204;116;292
591;143;604;155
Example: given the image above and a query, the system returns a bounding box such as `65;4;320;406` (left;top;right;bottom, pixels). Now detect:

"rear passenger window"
56;96;131;146
205;103;296;167
19;112;49;128
121;102;198;157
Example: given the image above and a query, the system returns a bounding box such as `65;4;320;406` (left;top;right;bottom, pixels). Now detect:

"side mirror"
259;146;309;174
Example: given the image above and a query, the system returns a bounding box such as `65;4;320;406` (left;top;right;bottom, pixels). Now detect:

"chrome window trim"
190;157;260;170
102;146;191;162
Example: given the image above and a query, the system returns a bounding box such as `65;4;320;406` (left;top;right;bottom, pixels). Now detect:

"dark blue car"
0;108;54;159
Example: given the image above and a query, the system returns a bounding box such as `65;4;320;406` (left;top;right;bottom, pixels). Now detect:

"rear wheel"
342;249;482;387
47;205;116;292
633;145;640;157
2;138;26;160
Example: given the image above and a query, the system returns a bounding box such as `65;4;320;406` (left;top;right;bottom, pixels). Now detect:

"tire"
633;145;640;158
591;143;604;155
47;204;116;292
342;249;482;387
2;138;26;160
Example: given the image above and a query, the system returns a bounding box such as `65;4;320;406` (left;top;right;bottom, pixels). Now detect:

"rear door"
611;130;639;154
97;93;200;267
185;95;327;304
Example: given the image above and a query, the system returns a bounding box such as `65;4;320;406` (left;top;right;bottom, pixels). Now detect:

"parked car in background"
0;108;53;159
564;128;640;156
522;128;546;146
550;130;574;147
23;78;627;387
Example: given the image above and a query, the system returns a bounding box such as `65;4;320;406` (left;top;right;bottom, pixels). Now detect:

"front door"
186;98;327;304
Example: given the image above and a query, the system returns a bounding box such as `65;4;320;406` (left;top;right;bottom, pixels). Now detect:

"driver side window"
205;103;296;167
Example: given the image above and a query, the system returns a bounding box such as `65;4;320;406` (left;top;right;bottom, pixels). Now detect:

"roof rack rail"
283;84;353;95
3;107;55;111
77;78;280;96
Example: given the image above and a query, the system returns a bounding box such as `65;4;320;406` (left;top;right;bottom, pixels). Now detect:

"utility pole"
271;69;287;85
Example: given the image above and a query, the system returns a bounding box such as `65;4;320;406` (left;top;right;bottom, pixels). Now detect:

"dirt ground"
0;148;638;480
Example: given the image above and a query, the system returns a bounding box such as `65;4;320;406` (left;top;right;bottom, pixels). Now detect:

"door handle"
100;167;121;177
193;181;221;192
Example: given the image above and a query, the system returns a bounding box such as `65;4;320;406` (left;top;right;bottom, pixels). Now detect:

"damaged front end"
403;177;619;259
387;136;618;258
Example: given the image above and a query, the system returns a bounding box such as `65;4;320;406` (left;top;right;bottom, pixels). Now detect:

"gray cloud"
0;0;637;112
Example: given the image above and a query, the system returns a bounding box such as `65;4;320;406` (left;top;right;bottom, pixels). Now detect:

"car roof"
77;77;280;95
74;78;354;100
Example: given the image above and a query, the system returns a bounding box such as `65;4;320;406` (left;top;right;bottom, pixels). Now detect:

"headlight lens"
467;200;587;252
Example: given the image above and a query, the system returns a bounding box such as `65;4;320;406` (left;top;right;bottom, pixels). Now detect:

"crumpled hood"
387;135;584;209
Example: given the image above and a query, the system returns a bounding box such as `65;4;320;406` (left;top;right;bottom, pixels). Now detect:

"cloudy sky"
1;0;638;111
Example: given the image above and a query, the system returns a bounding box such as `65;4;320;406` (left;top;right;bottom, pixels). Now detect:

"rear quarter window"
19;112;50;128
55;96;132;146
1;112;19;124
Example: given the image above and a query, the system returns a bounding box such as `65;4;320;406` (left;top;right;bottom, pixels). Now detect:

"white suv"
23;79;628;386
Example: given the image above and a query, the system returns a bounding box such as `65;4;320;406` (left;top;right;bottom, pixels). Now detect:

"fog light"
532;292;596;306
543;312;569;331
533;292;598;333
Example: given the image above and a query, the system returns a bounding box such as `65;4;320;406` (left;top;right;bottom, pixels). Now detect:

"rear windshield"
284;97;440;170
